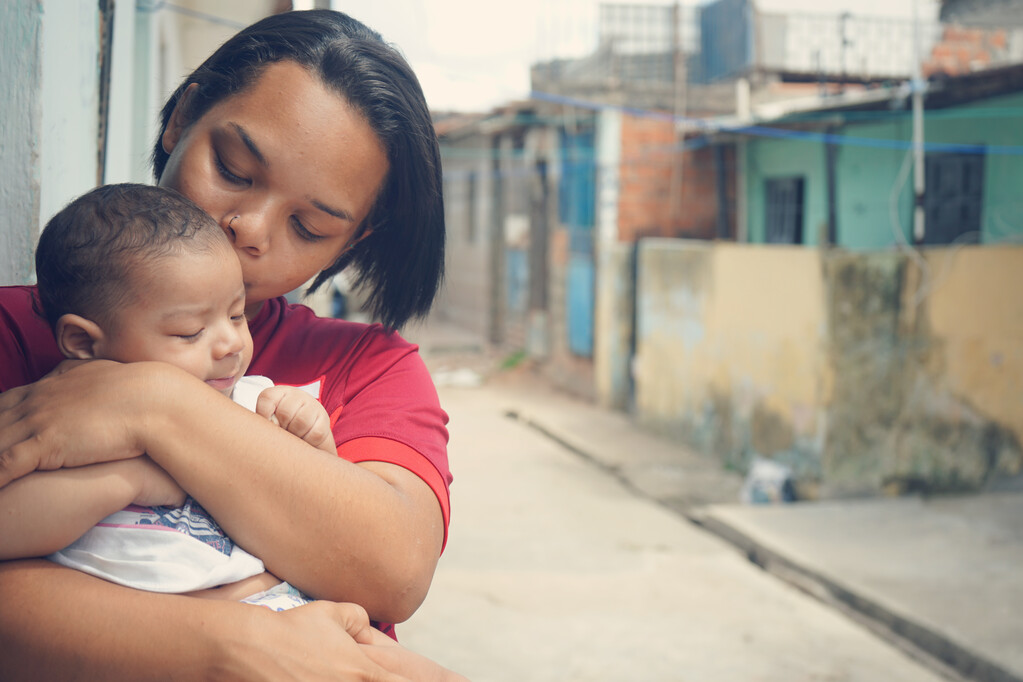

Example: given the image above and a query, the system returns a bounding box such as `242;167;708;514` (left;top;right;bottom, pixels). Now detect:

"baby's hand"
255;386;337;456
130;456;187;507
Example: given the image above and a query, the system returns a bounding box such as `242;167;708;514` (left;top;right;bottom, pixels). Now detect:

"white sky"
330;0;941;113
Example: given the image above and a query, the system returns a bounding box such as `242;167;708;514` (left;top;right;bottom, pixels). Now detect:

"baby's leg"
238;581;315;612
185;571;283;601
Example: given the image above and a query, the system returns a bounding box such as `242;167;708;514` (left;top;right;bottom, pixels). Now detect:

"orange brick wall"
616;113;734;243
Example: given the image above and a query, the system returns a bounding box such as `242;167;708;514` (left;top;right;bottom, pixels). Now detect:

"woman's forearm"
0;559;435;682
0;359;444;623
0;463;138;560
142;373;444;623
0;560;227;681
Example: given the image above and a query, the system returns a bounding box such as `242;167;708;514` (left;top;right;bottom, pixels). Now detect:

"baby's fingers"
253;385;288;421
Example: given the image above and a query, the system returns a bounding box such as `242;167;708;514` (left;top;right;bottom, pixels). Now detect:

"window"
923;152;984;245
764;177;805;244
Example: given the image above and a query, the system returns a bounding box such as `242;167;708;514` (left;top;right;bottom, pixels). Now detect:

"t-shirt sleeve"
321;328;451;544
0;286;64;391
337;436;451;548
246;302;452;548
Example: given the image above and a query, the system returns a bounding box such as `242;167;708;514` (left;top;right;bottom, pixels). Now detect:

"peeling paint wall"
633;240;1023;497
822;251;912;495
433;127;496;340
634;240;828;489
822;247;1023;495
886;247;1023;492
594;243;634;410
0;1;42;286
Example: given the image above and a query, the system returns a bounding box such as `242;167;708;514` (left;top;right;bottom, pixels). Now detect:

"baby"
0;183;330;609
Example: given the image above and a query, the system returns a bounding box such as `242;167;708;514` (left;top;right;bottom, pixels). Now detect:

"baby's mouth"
205;375;238;393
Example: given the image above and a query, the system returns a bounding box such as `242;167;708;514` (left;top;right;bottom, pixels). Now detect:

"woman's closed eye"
291;216;325;243
214;153;249;186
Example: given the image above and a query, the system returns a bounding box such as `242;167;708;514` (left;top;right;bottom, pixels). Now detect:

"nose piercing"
229;215;240;229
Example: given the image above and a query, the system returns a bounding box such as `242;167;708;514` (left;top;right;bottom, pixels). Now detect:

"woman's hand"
0;359;181;488
233;601;469;682
229;601;418;682
0;559;440;682
358;625;472;682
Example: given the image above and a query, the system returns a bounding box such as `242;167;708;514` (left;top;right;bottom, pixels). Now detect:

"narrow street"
398;370;950;682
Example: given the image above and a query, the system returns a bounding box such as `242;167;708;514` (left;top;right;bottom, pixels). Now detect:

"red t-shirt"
245;295;451;531
0;285;451;637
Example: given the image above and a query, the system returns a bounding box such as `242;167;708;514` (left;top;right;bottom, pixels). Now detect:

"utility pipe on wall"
912;0;926;243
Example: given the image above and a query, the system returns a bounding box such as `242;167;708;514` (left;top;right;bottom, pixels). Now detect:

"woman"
0;10;461;681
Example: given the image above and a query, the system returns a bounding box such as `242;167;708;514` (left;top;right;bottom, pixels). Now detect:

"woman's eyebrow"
229;123;268;168
312;199;355;223
228;122;354;223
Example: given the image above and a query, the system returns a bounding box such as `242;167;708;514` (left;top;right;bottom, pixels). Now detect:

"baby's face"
96;244;253;396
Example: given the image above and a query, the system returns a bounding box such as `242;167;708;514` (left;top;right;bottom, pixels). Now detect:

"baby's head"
36;183;252;396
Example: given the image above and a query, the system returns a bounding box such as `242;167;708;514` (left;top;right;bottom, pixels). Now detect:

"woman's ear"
162;82;199;155
55;314;105;360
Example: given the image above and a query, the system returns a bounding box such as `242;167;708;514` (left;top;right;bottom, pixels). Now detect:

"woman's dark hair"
35;183;226;330
152;9;445;330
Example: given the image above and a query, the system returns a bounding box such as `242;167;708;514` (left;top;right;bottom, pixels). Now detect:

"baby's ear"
55;314;104;359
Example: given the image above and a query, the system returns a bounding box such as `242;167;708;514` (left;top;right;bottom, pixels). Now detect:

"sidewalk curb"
691;508;1021;682
444;354;1018;682
505;408;658;505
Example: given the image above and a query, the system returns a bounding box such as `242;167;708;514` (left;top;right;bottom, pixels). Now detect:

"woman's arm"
0;458;185;560
147;378;445;623
0;559;441;682
0;359;444;624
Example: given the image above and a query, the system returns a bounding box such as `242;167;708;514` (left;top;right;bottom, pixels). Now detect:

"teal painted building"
738;65;1023;249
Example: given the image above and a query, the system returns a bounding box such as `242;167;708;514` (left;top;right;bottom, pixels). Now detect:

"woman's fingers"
0;360;154;487
0;434;43;489
338;609;470;682
0;384;30;436
260;602;413;682
327;601;378;644
360;640;471;682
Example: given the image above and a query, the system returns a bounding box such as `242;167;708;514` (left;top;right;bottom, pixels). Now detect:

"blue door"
560;129;596;357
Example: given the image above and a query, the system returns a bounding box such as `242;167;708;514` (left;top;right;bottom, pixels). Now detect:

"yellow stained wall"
918;246;1023;467
634;241;827;473
633;241;1023;494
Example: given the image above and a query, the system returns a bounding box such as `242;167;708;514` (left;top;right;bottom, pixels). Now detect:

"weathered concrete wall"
822;251;913;495
634;240;828;487
633;240;1023;497
821;247;1023;495
0;1;42;286
594;243;634;410
432;131;494;340
884;247;1022;493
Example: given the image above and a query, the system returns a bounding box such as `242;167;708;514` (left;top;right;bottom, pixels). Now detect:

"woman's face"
159;60;390;317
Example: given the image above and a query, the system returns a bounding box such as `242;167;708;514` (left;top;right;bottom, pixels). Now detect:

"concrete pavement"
693;495;1023;682
400;321;1020;682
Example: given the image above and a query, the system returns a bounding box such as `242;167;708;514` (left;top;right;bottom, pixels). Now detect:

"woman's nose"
224;213;270;254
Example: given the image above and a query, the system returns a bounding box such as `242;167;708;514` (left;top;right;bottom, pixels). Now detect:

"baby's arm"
0;457;185;560
254;386;337;456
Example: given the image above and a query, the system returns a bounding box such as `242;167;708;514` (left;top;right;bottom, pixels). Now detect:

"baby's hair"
35;183;227;329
